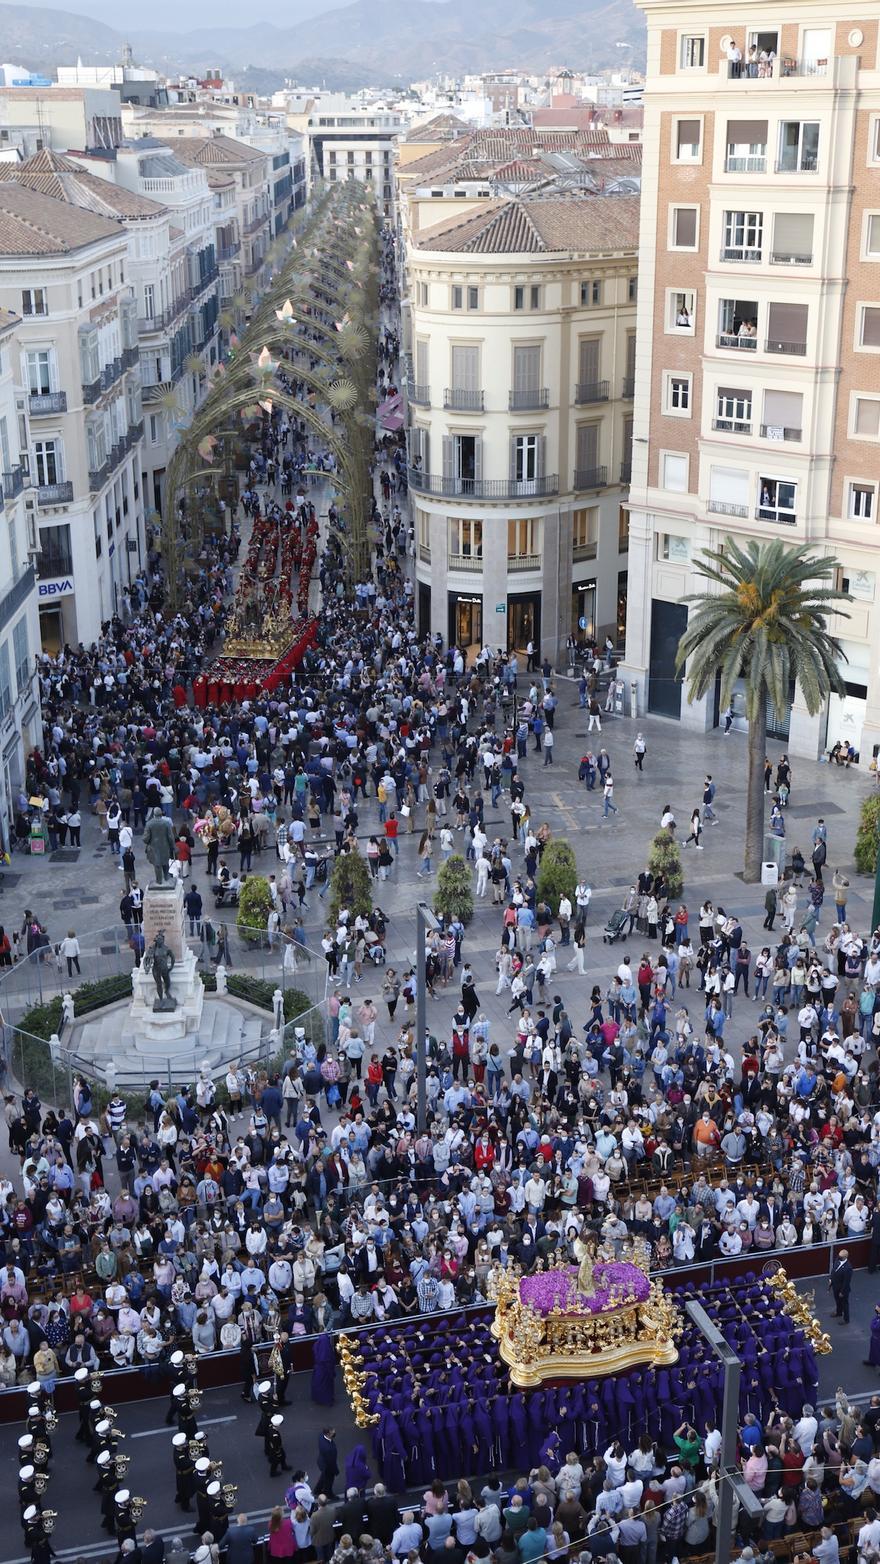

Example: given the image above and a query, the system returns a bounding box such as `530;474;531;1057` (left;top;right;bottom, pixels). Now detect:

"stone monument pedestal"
129;882;204;1043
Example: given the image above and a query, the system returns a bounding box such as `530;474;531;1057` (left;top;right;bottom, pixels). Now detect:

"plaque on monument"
142;881;186;960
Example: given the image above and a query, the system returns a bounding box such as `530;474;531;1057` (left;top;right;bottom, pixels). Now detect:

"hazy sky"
18;0;452;32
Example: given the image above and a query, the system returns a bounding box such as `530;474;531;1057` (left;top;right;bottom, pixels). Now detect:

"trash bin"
761;861;779;887
763;832;785;869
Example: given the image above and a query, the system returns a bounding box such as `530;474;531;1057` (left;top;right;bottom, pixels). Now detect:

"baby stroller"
602;907;633;944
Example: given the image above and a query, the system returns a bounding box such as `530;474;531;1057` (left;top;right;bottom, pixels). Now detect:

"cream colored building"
0;184;144;649
0;306;41;848
404;195;639;657
624;0;880;762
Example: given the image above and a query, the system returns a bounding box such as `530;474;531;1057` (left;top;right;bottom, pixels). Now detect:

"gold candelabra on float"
337;1335;379;1426
766;1267;833;1354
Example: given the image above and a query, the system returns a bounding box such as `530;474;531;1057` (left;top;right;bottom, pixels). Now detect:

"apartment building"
0;306;41;847
64;141;222;520
405;195;639;658
153;136;272;290
305;98;404;217
0;184;144;649
624;0;880;761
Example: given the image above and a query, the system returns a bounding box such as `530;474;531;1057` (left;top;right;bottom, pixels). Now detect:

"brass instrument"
90;1372;104;1393
111;1426;125;1440
42;1512;58;1534
222;1483;238;1511
115;1455;131;1478
33;1442;50;1466
187;1389;203;1409
184;1354;199;1378
43;1409;58;1432
33;1473;49;1497
131;1498;148;1522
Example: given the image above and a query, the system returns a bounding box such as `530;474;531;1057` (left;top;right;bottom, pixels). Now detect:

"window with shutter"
766;302;808;353
415;339;428;385
512;345;541;408
860;307;880;348
451;344;478;391
577;338;601;400
762;390;803;439
854;398;880;438
771;212;813;263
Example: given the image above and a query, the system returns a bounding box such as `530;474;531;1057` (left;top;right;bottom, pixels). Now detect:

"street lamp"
684;1300;762;1564
415;901;440;1132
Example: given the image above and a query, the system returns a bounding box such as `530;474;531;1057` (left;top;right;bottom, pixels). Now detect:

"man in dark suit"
367;1482;400;1544
225;1514;258;1564
830;1249;853;1323
317;1428;339;1499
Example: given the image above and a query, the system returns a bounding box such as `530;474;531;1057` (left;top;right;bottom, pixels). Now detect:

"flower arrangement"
520;1262;650;1317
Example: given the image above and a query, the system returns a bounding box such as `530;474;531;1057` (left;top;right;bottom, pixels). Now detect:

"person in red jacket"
474;1133;495;1171
366;1055;384;1107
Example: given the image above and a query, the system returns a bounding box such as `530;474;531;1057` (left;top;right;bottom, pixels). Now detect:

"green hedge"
855;794;880;873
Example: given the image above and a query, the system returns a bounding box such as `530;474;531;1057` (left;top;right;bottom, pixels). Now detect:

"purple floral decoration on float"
520;1262;651;1316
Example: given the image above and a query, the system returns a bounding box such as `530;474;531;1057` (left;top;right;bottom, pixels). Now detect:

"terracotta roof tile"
414;193;640;255
0;183;124;255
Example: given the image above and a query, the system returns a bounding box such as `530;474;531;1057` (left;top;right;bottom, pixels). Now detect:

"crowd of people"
4;212;880;1564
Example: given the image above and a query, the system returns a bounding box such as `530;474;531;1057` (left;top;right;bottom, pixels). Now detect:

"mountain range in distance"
0;0;645;87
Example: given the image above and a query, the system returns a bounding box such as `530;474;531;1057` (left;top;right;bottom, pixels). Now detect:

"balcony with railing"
573;466;609;490
622;376;635;398
765;338;807;355
759;423;802;442
716;332;757;351
574;381;608;405
573;541;598;561
407;469;559;499
723;57;830;81
138;295;189;334
121;345;139;371
218;242;241;262
755;503;797;525
720;245;762;263
407;383;430;407
448;554;483;571
712;416;753;434
769;250;812;266
508;554;541;571
707;498;748;517
191;264;219;300
444;388;484;412
3;467;24;502
243;211;268;236
29;391;67;416
725;153;766;172
509;389;549;411
36;480;73;507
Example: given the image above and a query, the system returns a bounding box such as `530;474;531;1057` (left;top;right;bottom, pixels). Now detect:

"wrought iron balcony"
573;466;609;490
29;391;67;415
509;389;549;410
3;467;25;501
36;480;73;506
407;469;558;499
574;381;609;404
444;388;484;412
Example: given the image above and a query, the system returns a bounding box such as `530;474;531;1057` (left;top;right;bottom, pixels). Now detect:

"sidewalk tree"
855;794;880;874
648;829;684;899
432;854;474;926
675;540;848;881
237;875;274;944
328;847;373;924
536;839;578;914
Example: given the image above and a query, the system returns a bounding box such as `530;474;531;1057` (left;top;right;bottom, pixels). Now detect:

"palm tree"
675;540;849;880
